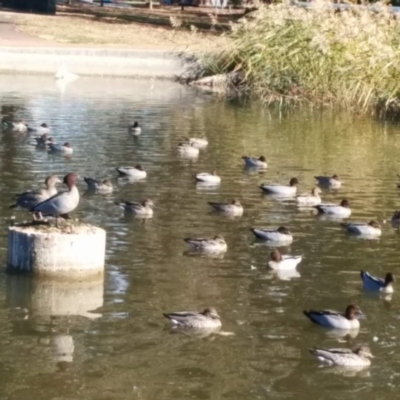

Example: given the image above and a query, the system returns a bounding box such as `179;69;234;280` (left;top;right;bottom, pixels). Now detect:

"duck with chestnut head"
48;142;73;155
360;271;394;293
268;249;302;270
251;226;293;243
260;177;299;196
315;174;342;189
303;304;363;330
129;121;141;136
242;156;267;169
314;199;351;218
341;220;381;237
116;164;147;180
31;173;80;223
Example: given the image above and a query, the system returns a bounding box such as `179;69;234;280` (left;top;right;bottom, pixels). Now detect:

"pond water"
1;75;400;399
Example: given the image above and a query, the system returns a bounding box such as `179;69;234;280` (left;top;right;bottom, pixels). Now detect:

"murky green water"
1;75;400;399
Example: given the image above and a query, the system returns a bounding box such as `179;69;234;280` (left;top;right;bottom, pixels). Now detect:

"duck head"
332;174;340;180
385;272;395;285
270;249;282;262
63;142;72;148
134;164;143;171
143;199;154;208
368;220;381;229
102;179;113;187
202;308;220;320
392;210;400;221
41;123;48;128
45;175;62;187
277;226;290;235
63;173;79;188
289;177;299;187
344;304;363;320
311;187;322;196
259;156;266;162
232;199;241;206
340;199;350;208
132;121;140;128
354;346;374;359
213;235;225;243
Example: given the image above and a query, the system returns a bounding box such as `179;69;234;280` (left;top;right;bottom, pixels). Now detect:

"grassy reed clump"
205;1;400;118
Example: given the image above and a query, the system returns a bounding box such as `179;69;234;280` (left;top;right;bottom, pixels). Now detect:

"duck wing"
360;271;384;290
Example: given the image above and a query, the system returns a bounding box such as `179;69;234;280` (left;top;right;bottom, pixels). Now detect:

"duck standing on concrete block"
31;173;80;226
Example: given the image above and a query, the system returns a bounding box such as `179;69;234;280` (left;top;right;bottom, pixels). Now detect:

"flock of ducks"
4;118;398;370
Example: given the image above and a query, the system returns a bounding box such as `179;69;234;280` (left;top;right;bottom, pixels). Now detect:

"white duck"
242;156;267;168
315;174;342;189
268;249;302;270
184;235;227;253
260;177;299;196
314;199;351;218
116;165;147;179
310;346;373;367
208;199;243;216
341;220;381;237
48;142;73;155
129;121;141;136
10;175;61;210
360;271;394;293
31;173;80;224
296;187;322;206
194;171;221;184
303;304;362;330
177;142;200;158
84;177;113;194
115;199;154;217
163;308;221;330
184;137;208;149
251;226;293;243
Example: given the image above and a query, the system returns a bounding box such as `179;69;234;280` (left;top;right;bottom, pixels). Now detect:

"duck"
163;308;221;330
10;175;61;210
48;142;73;155
55;64;79;82
303;304;362;330
115;199;154;217
360;271;394;293
242;156;267;169
194;171;221;184
268;249;302;270
314;199;351;218
116;165;147;179
177;142;200;158
309;346;373;367
251;226;293;243
391;210;400;226
4;120;28;132
184;235;227;253
31;173;80;222
184;137;208;149
315;174;342;189
260;177;299;196
84;177;113;194
296;187;322;206
35;133;53;147
208;199;243;215
28;123;50;134
341;220;381;237
129;121;141;136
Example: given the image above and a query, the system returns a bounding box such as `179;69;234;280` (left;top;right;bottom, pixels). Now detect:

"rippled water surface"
2;75;400;399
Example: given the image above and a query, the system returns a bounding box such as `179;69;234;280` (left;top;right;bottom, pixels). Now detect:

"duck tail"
163;313;171;320
360;270;365;279
9;203;17;209
340;223;348;228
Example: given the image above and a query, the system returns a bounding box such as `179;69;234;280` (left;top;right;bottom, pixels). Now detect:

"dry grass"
11;11;229;51
205;1;400;118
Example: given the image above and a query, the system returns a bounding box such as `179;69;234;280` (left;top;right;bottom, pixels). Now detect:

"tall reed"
206;1;400;118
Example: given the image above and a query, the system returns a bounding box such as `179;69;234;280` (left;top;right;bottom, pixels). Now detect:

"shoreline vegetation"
194;1;400;120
